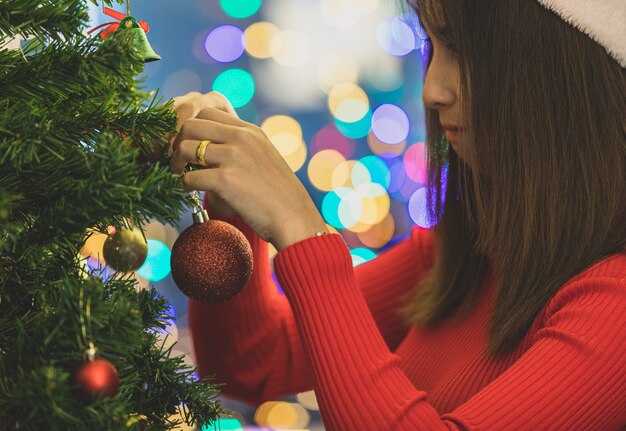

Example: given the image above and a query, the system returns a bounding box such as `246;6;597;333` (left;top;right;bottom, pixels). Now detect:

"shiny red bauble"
170;219;253;303
72;358;120;401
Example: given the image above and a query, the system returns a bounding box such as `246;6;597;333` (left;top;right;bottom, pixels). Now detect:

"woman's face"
421;30;467;163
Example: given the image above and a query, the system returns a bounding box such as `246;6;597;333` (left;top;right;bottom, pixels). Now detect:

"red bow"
88;7;150;39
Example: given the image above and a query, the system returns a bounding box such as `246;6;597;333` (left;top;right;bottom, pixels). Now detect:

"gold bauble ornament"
103;226;148;272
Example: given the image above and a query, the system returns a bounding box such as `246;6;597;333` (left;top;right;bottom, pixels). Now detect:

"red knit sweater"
189;210;626;431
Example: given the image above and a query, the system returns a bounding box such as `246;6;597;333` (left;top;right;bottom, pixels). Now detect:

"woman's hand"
169;91;240;218
169;105;328;251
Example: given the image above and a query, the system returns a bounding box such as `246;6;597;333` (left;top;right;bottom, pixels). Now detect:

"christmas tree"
0;1;226;429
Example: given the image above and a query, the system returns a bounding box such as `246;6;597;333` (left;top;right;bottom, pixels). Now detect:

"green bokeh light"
202;418;244;430
136;240;171;282
212;69;255;108
334;109;372;139
220;0;262;19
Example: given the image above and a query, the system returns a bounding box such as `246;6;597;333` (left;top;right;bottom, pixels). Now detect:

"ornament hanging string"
87;6;150;39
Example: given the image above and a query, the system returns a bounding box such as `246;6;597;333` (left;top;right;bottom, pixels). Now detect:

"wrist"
272;216;329;252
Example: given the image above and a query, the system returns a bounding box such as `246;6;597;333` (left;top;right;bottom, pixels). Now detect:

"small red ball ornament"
73;344;120;401
170;204;253;303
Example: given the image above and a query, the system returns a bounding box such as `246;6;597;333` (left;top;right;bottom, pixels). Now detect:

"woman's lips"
444;128;461;142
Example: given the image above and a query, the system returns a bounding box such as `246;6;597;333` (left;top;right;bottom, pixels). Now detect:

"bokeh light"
271;30;312;68
377;16;416;56
254;401;310;429
328;83;369;123
356;155;391;189
367;130;407;157
143;219;166;243
351;247;378;266
403;142;428;184
366;55;403;91
338;188;364;229
371;103;410;144
202;418;244;430
204;25;246;63
80;229;107;263
220;0;262;19
244;22;280;59
322;187;352;229
357;212;396;248
320;0;380;29
296;390;320;411
212;69;255;108
155;321;178;352
408;186;437;229
310;124;356;159
335;109;372;139
308;149;347;192
316;50;359;93
355;182;390;225
136;239;171;282
261;115;307;171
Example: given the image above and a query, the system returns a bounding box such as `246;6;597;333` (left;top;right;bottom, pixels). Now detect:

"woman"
169;0;625;429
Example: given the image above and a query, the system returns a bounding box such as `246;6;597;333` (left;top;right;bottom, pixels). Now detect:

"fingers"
205;92;239;117
169;139;229;175
180;168;222;194
196;106;249;127
171;118;240;152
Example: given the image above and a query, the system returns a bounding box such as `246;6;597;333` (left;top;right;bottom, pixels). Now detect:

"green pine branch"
0;0;124;41
0;1;227;429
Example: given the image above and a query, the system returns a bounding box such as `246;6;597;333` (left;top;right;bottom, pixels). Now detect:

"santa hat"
536;0;626;67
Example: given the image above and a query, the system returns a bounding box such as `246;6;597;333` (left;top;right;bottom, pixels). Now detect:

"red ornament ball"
73;358;120;401
170;219;253;303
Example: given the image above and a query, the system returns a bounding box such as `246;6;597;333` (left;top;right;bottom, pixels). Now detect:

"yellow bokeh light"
80;229;107;262
255;401;310;429
316;50;359;94
335;98;369;123
142;219;166;243
254;401;279;426
261;115;306;172
245;22;281;59
261;115;303;141
308;150;347;191
270;132;302;157
367;130;407;156
163;223;180;249
357;211;396;248
337;188;363;229
296;390;320;411
156;321;178;351
328;83;369;122
357;182;390;225
350;160;372;188
331;159;357;189
282;139;308;172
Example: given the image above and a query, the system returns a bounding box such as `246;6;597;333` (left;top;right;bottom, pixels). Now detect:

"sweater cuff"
272;233;355;310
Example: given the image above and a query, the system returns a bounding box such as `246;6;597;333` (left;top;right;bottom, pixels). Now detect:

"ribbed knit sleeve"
273;235;626;431
189;202;434;405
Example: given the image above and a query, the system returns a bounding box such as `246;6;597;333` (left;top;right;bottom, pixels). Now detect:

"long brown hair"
398;0;626;356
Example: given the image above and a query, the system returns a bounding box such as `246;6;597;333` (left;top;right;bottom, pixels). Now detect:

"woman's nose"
422;66;456;111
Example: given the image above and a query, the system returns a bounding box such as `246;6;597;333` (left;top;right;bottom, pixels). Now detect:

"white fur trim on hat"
537;0;626;67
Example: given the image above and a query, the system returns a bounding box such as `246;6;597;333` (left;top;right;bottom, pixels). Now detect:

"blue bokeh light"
137;239;171;282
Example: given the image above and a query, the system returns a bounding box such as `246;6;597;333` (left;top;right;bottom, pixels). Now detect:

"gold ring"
196;140;211;166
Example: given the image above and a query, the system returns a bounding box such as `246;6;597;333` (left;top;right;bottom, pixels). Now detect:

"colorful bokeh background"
84;0;432;429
